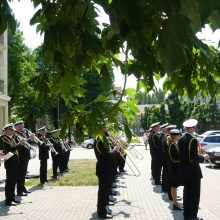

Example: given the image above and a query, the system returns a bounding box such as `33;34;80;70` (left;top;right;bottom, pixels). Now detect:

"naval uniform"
14;130;31;194
94;136;117;218
38;135;50;183
149;130;162;184
49;136;63;177
178;133;204;220
167;140;180;188
0;134;19;203
159;132;169;192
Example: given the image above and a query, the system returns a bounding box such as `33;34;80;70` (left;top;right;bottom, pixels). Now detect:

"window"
204;136;220;143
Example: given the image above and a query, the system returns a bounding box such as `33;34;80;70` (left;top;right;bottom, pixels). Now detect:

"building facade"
0;30;10;129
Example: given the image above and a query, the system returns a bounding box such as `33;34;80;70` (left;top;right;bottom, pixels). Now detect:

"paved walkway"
0;144;219;219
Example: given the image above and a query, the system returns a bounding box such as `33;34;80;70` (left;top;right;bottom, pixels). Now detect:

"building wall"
0;30;10;130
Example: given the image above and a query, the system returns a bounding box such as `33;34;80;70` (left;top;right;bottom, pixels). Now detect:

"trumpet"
16;133;36;151
47;139;59;155
16;133;37;159
62;138;72;151
26;129;43;145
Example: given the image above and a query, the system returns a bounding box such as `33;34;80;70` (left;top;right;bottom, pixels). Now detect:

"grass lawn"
25;159;98;186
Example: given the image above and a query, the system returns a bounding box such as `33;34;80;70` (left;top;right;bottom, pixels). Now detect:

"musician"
14;120;34;196
62;134;71;172
178;119;210;220
94;124;120;219
0;123;25;206
166;129;183;210
159;123;169;192
49;129;63;178
161;124;177;200
38;126;52;184
148;122;162;185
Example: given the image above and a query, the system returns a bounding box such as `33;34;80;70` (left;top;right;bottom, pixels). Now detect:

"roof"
136;104;161;115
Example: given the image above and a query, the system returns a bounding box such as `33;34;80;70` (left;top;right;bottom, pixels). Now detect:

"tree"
135;89;165;104
166;94;185;128
8;22;45;130
2;1;220;138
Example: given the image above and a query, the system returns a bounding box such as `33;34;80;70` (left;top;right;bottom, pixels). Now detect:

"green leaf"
157;14;194;73
208;10;220;31
180;0;201;33
124;124;132;141
127;100;139;114
124;88;136;99
95;94;107;102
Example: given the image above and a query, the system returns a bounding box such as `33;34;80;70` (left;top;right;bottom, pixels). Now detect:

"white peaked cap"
183;119;198;128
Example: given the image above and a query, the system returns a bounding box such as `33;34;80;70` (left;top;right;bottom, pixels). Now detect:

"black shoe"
53;176;59;179
98;213;113;219
12;199;21;204
177;196;182;201
108;201;115;206
110;191;119;196
155;182;162;185
23;189;31;194
17;192;27;196
5;201;13;206
119;169;126;173
173;204;183;210
109;199;115;203
188;218;203;220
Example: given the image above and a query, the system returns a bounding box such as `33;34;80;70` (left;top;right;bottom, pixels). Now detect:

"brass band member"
38;126;52;184
94;124;120;219
159;123;169;192
178;119;210;220
0;123;25;206
161;124;177;200
49;129;63;179
14;120;34;196
148;122;162;185
62;134;72;173
166;129;183;210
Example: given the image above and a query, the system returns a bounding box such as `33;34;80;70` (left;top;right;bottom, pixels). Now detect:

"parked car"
81;138;94;149
206;147;220;166
198;134;220;151
200;130;220;136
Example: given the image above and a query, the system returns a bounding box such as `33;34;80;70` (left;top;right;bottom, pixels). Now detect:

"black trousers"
161;156;169;192
51;154;61;177
5;167;18;202
40;159;48;183
17;159;29;193
183;177;201;219
59;154;66;172
151;152;162;184
63;151;70;170
97;174;112;216
118;154;126;171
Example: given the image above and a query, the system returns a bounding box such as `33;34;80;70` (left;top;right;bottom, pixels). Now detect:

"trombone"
127;144;144;160
108;134;141;177
109;133;144;160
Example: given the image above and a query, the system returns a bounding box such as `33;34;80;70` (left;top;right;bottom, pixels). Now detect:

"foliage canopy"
1;0;220;138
